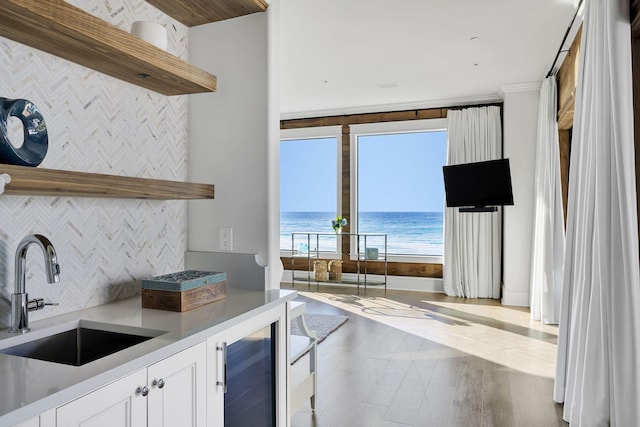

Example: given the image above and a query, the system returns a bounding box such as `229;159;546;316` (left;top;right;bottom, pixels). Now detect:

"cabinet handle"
152;378;166;389
136;386;149;397
216;342;228;393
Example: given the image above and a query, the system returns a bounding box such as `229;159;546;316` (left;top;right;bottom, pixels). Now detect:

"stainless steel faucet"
9;234;61;334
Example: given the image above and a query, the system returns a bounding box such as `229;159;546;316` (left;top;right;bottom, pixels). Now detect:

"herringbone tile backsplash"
0;0;190;327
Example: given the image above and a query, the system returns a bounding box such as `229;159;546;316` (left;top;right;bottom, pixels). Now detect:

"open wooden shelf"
146;0;268;27
0;164;215;200
0;0;217;96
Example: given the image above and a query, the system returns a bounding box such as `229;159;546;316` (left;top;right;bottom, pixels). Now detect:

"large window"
280;120;446;264
280;126;341;253
351;119;447;261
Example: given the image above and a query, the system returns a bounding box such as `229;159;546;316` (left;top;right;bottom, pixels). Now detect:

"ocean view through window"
280;211;443;255
281;120;446;259
280;127;340;253
352;120;447;257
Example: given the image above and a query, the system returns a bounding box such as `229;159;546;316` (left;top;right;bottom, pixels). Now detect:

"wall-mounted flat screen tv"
443;159;514;212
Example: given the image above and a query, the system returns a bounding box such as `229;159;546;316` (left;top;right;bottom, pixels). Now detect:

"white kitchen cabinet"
147;342;207;426
13;409;54;427
14;416;39;427
56;369;147;427
56;342;206;427
14;417;39;427
14;409;56;427
208;303;289;427
12;410;55;427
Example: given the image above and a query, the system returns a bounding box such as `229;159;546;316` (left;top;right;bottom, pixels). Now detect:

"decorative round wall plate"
0;97;48;167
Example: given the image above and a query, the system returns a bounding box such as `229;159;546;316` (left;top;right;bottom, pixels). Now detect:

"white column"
500;83;540;306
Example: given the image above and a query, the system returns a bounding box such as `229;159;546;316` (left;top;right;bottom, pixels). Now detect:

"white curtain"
554;0;640;424
444;106;502;298
530;77;565;324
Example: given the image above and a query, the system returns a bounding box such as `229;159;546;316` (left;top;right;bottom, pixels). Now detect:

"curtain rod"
546;0;584;78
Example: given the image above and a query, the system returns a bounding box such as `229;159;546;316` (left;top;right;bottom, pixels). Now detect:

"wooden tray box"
141;270;227;312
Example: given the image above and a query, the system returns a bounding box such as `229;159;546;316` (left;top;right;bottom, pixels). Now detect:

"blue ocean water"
281;211;443;256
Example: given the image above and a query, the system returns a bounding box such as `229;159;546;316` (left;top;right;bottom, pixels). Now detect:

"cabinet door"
147;341;207;427
56;369;147;427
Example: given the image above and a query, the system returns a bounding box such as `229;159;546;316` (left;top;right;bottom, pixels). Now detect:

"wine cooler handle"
216;342;228;393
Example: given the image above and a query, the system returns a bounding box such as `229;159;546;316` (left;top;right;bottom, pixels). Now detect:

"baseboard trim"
501;287;530;307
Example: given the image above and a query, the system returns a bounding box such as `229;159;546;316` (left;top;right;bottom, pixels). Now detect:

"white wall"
501;84;540;306
188;13;270;289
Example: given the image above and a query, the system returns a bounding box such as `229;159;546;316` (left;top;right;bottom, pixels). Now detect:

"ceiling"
279;0;580;119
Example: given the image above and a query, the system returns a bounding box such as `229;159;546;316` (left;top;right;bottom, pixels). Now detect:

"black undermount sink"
0;321;166;366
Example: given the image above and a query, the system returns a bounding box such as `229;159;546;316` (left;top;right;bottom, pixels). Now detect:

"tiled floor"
287;285;567;427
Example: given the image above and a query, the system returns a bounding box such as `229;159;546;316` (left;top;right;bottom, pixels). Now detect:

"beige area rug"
290;313;348;363
291;313;348;343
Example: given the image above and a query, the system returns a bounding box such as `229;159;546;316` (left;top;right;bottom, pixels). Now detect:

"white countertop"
0;287;296;426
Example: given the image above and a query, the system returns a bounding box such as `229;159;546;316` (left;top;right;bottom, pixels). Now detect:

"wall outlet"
220;227;233;251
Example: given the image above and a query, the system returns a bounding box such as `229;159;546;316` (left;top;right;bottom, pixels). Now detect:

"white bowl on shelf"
130;21;167;51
